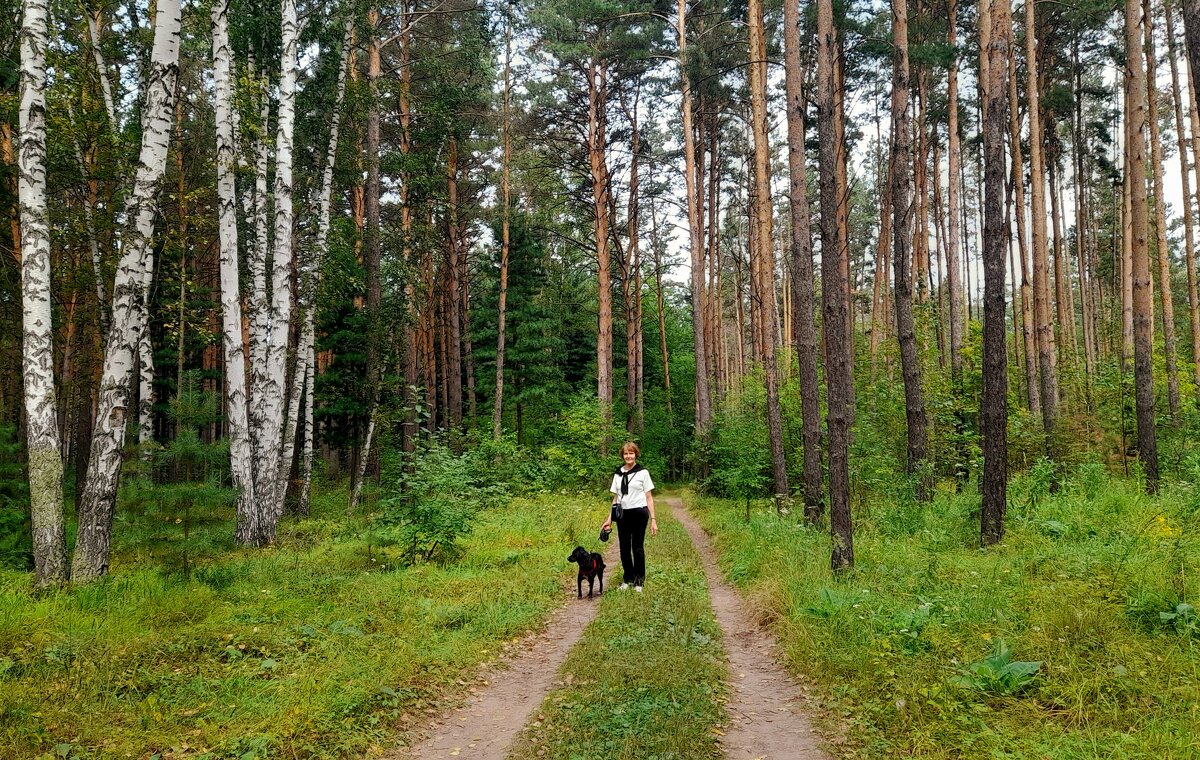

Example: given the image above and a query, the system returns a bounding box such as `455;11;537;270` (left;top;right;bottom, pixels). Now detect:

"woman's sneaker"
618;583;629;591
634;585;643;593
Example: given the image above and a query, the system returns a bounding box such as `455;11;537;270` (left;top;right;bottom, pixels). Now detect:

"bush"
377;443;510;565
701;378;770;504
539;392;623;486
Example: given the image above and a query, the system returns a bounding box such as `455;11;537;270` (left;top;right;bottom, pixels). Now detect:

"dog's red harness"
581;557;598;574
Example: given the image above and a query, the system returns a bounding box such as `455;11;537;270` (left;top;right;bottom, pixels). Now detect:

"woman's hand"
601;518;612;532
649;517;658;536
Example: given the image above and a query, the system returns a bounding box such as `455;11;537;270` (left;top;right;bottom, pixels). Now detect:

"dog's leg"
577;574;584;599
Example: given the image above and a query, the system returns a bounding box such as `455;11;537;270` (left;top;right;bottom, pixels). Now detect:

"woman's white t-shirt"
610;467;655;510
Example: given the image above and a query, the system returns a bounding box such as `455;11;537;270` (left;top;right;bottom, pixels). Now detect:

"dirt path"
390;499;831;759
668;498;832;760
389;539;619;759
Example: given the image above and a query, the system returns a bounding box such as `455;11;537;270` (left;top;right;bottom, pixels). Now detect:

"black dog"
568;546;605;599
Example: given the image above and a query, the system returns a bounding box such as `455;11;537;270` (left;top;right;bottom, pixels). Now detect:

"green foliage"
0;487;603;758
0;424;31;571
118;374;235;576
470;215;570;437
539;392;624;485
377;443;511;565
1159;602;1198;636
700;376;770;505
950;640;1042;696
689;470;1200;759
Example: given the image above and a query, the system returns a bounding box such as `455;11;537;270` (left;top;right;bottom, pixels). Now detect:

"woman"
600;441;656;591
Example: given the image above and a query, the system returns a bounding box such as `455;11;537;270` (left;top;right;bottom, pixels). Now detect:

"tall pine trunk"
444;138;463;436
1128;0;1161;492
1145;0;1181;418
783;0;823;521
819;0;854;568
353;4;383;511
588;58;613;448
747;0;788;500
624;91;643;436
1166;0;1200;403
676;0;712;439
493;6;512;440
946;0;965;380
1008;52;1040;413
981;0;1011;545
650;197;672;414
398;3;419;453
1025;0;1059;441
891;0;929;501
1072;40;1097;385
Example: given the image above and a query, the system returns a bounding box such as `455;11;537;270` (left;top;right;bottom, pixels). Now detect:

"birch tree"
299;19;353;516
20;0;68;587
213;0;258;540
73;0;181;581
251;0;300;542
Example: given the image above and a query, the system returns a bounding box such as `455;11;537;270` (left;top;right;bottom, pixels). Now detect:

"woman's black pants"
615;507;649;585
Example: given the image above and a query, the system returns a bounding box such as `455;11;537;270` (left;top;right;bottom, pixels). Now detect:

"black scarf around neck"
614;463;644;496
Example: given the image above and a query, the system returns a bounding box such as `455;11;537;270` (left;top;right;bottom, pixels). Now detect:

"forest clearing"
3;0;1200;756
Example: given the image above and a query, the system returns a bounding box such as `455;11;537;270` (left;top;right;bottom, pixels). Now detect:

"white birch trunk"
137;264;154;452
66;113;110;335
86;10;117;127
299;335;315;515
213;0;259;543
277;20;352;519
81;12;116;333
349;412;376;512
248;80;271;487
253;0;300;545
275;329;308;517
21;0;68;587
73;0;181;582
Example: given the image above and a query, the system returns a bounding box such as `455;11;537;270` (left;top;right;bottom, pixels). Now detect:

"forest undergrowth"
0;479;606;759
690;466;1200;759
507;499;727;759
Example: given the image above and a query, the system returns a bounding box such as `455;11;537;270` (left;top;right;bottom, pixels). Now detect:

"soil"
388;539;620;759
670;498;832;760
389;497;832;759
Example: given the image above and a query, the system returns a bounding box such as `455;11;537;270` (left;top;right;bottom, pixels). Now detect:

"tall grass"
0;484;606;759
688;465;1200;759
